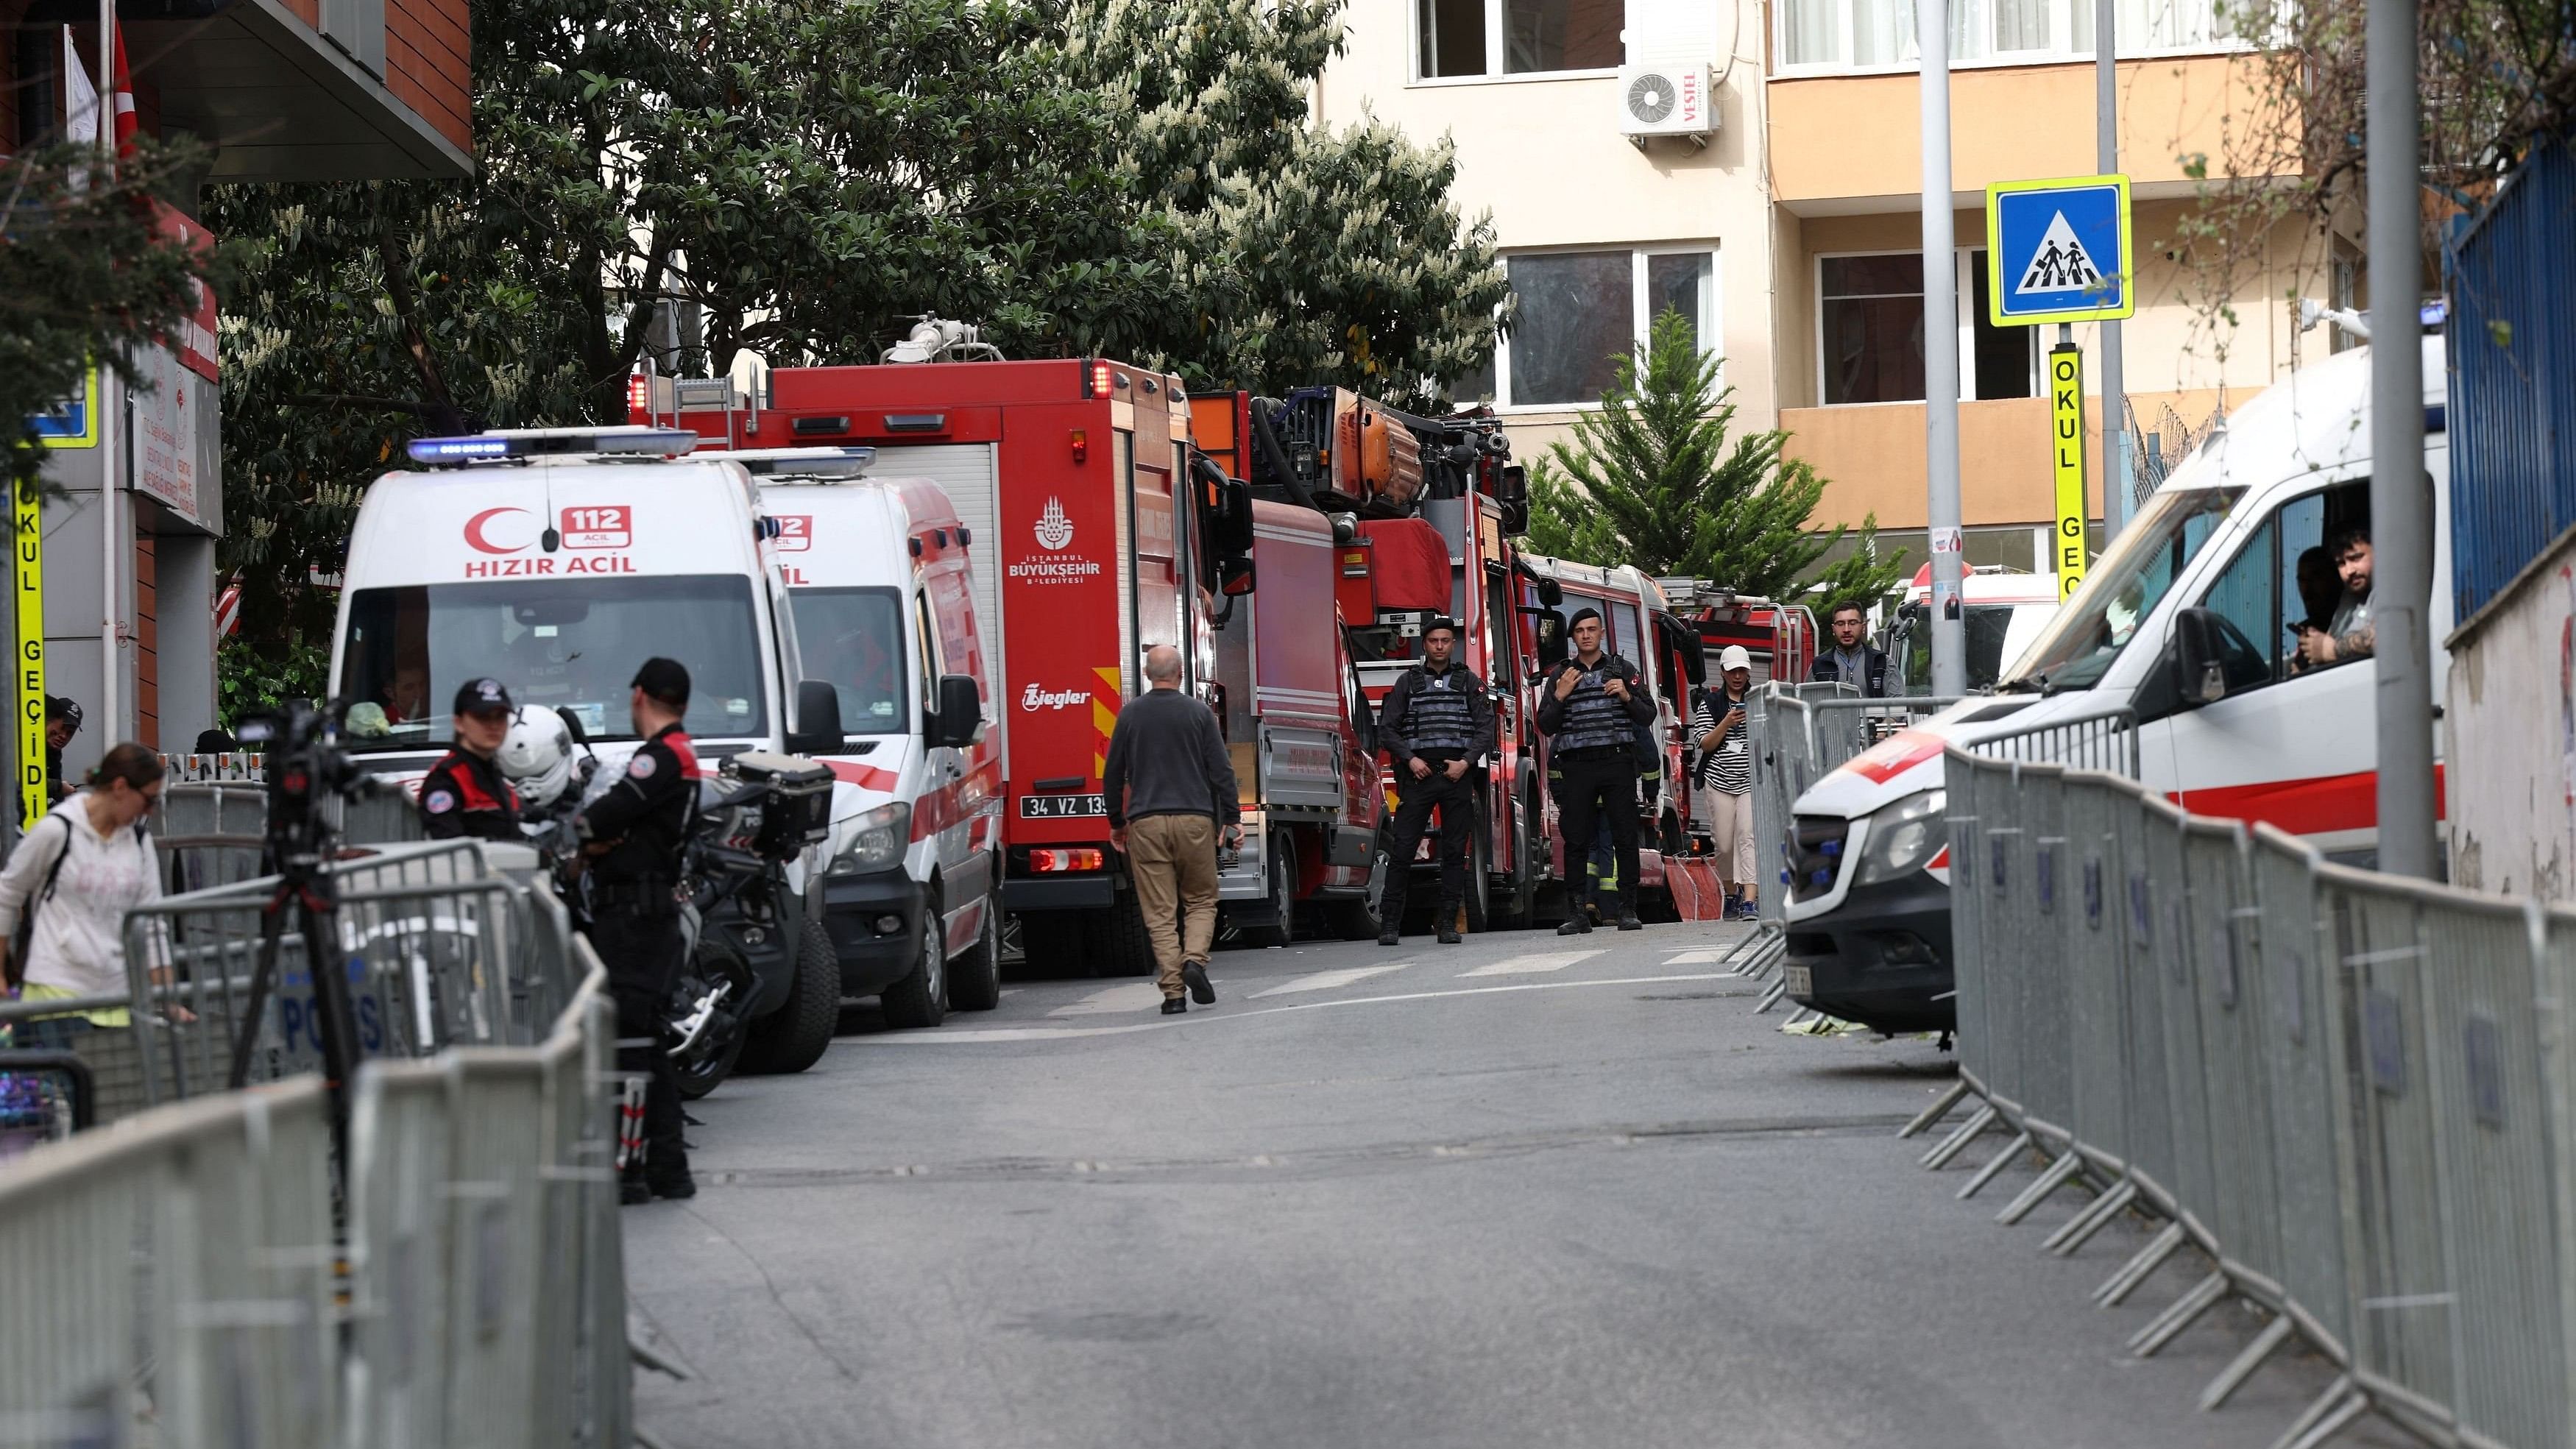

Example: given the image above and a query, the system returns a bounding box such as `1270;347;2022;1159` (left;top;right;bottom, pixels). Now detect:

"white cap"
1718;645;1753;673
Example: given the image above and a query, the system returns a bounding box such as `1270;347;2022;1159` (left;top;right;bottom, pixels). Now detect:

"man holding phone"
1538;608;1655;935
1692;647;1759;921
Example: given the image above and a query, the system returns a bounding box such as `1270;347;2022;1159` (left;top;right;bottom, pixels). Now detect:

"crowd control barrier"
1722;686;1958;1014
0;844;631;1447
1925;743;2576;1449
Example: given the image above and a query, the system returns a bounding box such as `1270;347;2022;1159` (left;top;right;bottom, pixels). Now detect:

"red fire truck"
637;344;1254;976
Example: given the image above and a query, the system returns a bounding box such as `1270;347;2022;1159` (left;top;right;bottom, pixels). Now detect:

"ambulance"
711;448;1002;1027
1783;339;2449;1034
328;425;851;1072
1885;564;2064;695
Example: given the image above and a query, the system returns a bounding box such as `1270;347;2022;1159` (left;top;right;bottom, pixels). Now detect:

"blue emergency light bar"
406;426;700;467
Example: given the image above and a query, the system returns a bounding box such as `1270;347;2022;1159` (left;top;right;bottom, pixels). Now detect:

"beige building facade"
1319;0;2354;575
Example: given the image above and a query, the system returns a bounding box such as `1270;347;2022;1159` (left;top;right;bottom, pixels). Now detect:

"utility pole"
1920;0;1965;696
2367;0;2435;879
2095;0;2129;541
96;0;121;748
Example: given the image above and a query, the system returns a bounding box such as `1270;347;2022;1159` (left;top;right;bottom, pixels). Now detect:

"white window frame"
1813;247;2036;407
1771;0;2266;79
1494;243;1724;413
1412;0;1627;85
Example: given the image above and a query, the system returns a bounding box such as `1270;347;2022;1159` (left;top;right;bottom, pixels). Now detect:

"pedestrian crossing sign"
1985;174;2134;327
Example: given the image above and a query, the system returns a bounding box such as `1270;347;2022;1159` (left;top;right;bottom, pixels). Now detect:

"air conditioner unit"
1616;58;1715;146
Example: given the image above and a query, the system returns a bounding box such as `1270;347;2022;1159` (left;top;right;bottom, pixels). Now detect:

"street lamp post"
1921;0;1965;698
2367;0;2436;879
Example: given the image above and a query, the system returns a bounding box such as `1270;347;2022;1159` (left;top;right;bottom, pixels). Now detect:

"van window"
1898;603;2039;694
2189;479;2373;690
1998;486;2245;692
788;587;906;730
341;575;768;748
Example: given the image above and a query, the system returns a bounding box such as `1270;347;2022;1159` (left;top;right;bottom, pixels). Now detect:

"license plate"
1784;965;1813;999
1018;793;1106;819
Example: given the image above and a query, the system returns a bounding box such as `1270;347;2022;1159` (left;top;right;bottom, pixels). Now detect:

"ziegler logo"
1022;684;1089;712
1034;497;1074;550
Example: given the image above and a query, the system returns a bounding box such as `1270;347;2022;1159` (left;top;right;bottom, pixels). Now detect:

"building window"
1777;0;2253;71
1419;0;1624;79
1500;247;1721;408
1818;249;2035;406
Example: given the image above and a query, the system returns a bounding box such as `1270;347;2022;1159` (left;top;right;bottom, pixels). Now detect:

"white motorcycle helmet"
498;704;579;809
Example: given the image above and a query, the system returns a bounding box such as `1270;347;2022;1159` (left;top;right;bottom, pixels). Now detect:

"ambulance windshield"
339;574;769;749
786;587;907;732
1996;486;2244;693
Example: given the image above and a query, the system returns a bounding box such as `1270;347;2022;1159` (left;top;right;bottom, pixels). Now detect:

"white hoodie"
0;794;160;999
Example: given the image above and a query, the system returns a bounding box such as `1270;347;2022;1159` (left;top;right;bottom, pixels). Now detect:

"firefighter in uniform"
1374;617;1496;946
1537;607;1655;935
579;657;700;1203
417;678;523;842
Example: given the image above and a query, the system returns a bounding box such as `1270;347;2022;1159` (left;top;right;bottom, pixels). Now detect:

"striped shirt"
1691;691;1752;795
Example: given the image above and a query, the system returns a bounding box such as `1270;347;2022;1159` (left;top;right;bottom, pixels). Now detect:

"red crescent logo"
464;506;532;554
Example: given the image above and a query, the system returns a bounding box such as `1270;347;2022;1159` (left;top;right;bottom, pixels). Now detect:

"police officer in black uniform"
1536;607;1655;935
580;658;700;1203
417;678;523;842
1374;617;1496;946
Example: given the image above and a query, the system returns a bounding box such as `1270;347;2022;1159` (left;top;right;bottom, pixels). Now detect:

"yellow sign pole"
15;474;46;823
2049;340;2088;600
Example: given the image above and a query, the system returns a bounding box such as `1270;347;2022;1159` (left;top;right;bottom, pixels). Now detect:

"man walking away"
418;678;524;843
1693;646;1760;921
1811;603;1887;696
578;658;701;1204
1374;617;1495;946
1537;608;1654;935
1102;645;1241;1014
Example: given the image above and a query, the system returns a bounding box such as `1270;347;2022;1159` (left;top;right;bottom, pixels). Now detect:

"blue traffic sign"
1984;174;2134;327
29;368;99;449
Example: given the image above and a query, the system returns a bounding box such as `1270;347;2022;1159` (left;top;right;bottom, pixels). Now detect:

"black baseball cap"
631;657;692;709
1568;606;1603;629
1422;615;1459;639
43;695;79;730
454;678;513;717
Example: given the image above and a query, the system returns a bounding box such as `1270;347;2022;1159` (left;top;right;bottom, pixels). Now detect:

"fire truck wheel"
1241;836;1298;948
1462;818;1493;934
1085;893;1156;977
949;891;1004;1012
737;919;843;1076
1013;911;1086;978
1490;807;1535;931
880;888;950;1030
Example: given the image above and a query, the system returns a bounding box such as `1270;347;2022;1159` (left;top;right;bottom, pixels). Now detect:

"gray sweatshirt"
1100;687;1242;829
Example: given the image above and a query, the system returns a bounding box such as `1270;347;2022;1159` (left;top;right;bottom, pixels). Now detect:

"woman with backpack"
1;743;166;1049
1691;647;1760;921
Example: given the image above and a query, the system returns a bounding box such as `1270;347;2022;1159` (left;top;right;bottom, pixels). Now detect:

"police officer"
579;658;700;1204
417;678;523;842
1536;607;1655;935
1374;617;1496;946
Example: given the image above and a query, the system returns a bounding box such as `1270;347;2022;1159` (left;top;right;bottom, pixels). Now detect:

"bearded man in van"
2296;527;2375;668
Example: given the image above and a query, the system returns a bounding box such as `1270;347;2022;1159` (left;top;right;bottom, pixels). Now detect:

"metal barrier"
0;884;628;1446
1927;744;2576;1447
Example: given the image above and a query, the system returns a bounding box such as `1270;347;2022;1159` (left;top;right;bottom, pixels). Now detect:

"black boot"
1557;913;1593;936
1378;925;1401;946
1436;906;1462;945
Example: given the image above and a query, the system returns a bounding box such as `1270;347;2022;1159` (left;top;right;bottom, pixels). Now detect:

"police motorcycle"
498;709;834;1099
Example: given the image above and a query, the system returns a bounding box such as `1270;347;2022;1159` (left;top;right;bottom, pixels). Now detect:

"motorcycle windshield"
339;573;769;751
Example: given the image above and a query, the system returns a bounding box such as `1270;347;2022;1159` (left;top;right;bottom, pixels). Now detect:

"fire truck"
1658;581;1819;687
635;330;1255;977
1200;386;1561;931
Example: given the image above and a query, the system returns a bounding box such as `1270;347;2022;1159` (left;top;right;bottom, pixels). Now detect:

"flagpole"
94;0;120;748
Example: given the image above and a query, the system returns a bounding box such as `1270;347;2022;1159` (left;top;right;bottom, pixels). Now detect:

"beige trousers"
1128;814;1219;997
1705;787;1756;890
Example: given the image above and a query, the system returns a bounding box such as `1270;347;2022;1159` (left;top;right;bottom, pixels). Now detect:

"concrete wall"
2446;537;2576;902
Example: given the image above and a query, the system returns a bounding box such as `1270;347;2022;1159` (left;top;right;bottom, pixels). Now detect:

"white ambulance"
1783;339;2448;1034
327;426;853;1069
711;449;1002;1027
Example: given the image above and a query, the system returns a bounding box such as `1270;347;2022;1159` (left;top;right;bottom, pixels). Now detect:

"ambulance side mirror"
929;674;982;749
788;681;846;757
2173;609;2228;706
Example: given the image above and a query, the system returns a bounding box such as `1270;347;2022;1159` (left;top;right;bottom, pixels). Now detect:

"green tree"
1526;308;1904;608
3;138;216;495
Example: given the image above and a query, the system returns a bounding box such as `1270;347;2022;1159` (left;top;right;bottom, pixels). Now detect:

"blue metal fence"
2448;129;2576;625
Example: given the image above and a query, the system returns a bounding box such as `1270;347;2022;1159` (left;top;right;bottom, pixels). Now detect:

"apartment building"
1320;0;2348;574
1316;0;1781;464
5;1;471;771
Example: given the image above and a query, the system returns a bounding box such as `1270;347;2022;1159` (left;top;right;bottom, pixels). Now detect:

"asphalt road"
626;919;2407;1449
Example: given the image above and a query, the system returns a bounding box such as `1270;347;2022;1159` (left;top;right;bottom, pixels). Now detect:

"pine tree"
1525;308;1904;610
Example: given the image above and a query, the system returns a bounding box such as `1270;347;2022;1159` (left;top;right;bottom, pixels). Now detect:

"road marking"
862;971;1737;1044
1663;949;1728;965
1250;963;1411;998
1047;983;1167;1018
1457;949;1602;978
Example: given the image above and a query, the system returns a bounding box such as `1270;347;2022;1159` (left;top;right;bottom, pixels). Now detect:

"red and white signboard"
559;505;632;549
774;515;813;552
